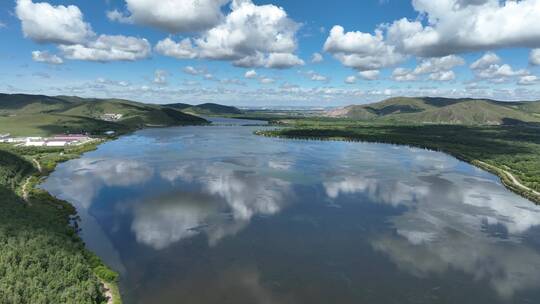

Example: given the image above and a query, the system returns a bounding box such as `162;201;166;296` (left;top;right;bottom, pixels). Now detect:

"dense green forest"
258;120;540;204
0;143;119;303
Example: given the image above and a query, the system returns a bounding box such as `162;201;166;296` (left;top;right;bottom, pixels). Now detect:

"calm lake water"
42;118;540;304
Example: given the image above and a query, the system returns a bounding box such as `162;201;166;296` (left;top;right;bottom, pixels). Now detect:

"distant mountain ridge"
166;102;243;115
0;93;208;136
326;97;540;125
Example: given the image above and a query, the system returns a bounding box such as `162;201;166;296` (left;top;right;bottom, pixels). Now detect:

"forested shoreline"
257;122;540;205
0;143;120;304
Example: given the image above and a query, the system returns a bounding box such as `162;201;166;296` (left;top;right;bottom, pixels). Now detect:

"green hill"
165;103;192;110
166;102;243;116
327;97;540;125
0;93;208;136
0;94;72;114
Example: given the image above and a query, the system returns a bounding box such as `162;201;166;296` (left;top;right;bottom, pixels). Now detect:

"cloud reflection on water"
132;162;291;249
43;158;154;209
324;176;429;206
372;234;540;299
131;192;221;250
40;130;540;301
324;171;540;298
40;157;155;275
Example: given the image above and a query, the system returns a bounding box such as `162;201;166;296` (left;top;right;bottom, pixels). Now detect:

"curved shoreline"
255;130;540;205
33;122;213;303
1;138;123;303
34;140;122;304
30;123;209;302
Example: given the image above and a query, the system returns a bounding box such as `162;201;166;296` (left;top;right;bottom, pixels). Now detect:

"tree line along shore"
256;121;540;205
0;142;121;304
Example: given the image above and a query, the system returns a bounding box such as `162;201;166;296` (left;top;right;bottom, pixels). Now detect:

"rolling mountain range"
165;102;243;116
326;97;540;125
0;94;208;136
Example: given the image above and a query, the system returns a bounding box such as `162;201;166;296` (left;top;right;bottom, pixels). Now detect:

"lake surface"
42;118;540;304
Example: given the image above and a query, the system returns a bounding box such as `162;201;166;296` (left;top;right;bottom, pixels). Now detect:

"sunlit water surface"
42;118;540;304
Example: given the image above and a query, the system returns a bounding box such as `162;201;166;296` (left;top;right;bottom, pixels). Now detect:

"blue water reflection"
41;122;540;303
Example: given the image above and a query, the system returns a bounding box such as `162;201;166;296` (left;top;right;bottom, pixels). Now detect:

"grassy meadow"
0;94;208;137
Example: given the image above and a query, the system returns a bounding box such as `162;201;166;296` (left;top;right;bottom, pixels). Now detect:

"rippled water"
42;118;540;304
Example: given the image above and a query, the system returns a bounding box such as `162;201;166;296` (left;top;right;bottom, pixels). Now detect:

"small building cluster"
101;113;123;121
0;134;94;147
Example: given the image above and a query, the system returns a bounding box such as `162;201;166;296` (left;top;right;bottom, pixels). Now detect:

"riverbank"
0;141;121;303
256;123;540;205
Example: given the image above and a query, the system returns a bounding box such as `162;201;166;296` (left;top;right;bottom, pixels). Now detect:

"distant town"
0;133;104;147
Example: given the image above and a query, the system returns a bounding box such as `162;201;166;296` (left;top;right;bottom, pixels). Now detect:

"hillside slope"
166;102;243;115
327;97;540;125
0;93;207;136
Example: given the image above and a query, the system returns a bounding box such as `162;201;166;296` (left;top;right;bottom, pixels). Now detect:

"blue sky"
1;0;540;106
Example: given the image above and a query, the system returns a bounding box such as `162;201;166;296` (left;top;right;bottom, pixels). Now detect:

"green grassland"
259;120;540;204
0;94;208;136
0;143;120;303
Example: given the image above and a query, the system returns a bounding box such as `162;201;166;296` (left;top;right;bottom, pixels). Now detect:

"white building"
25;140;46;147
45;141;68;147
101;113;123;121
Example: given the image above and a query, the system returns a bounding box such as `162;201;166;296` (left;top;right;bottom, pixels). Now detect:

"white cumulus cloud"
324;25;405;71
110;0;228;33
390;0;540;57
325;0;540;71
183;66;206;75
518;75;539;86
259;77;276;84
358;70;380;80
392;68;416;82
154;38;198;59
264;53;304;69
16;0;93;44
245;70;258;79
429;70;456;82
311;52;324;63
106;9;133;24
413;55;465;75
153;69;168;85
306;70;328;82
530;49;540;66
155;0;303;69
470;52;529;83
470;52;501;70
31;50;63;64
59;35;151;62
345;75;357;84
17;0;151;63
